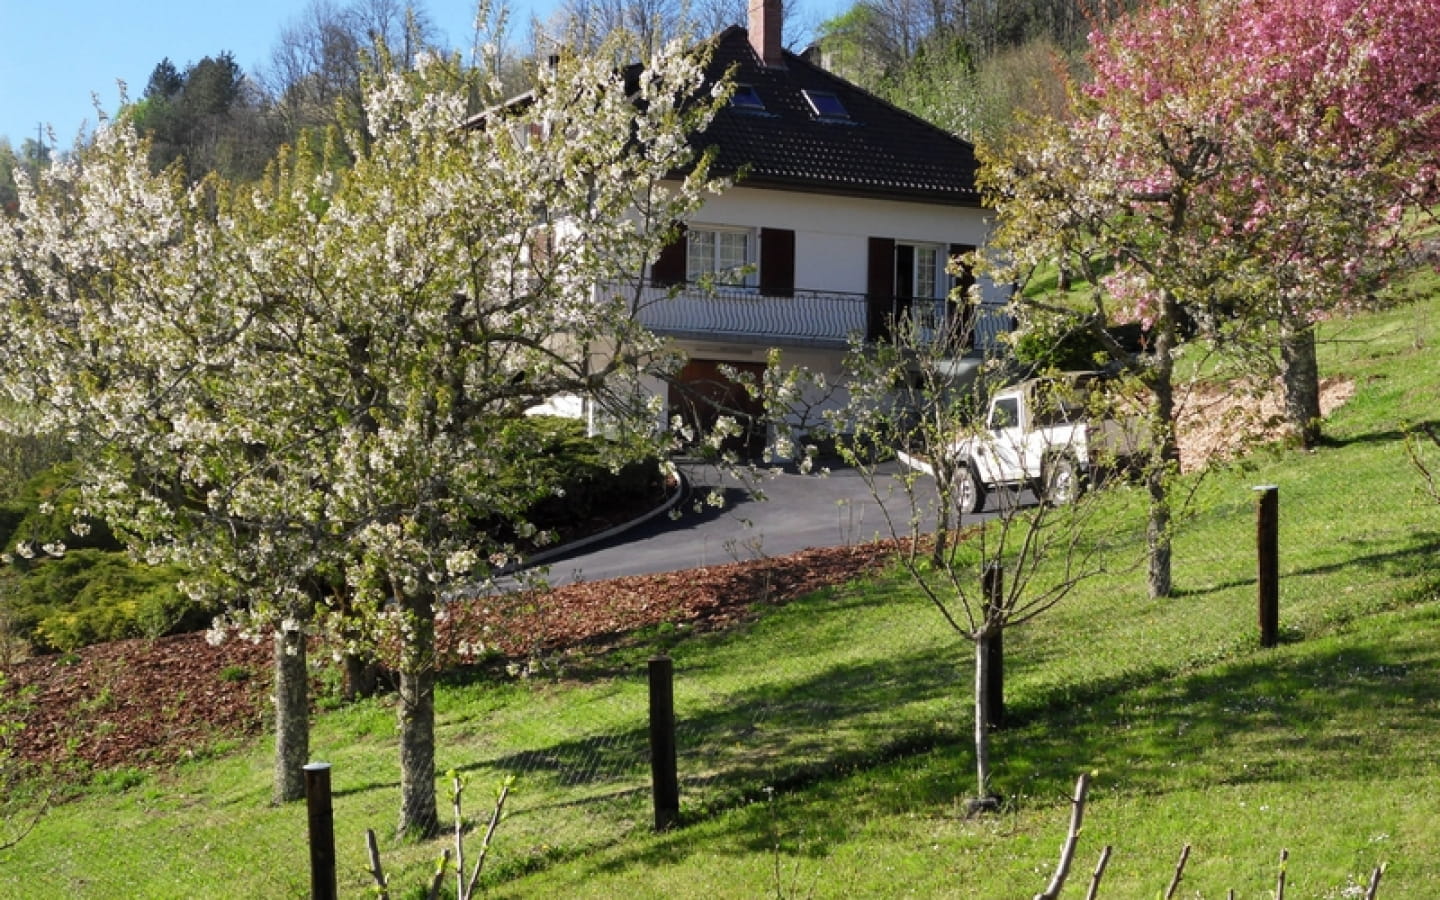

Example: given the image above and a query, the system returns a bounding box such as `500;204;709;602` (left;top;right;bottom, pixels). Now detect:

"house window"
730;85;766;112
894;242;952;334
525;224;553;268
897;242;948;300
802;90;850;121
511;120;543;149
915;245;939;300
687;227;753;287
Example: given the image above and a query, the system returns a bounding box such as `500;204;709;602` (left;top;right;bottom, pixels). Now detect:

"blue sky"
0;0;844;150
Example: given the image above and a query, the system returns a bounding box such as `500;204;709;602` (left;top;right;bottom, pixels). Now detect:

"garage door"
668;359;767;459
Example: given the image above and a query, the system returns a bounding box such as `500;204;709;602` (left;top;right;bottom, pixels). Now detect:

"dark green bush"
6;463;123;554
1012;315;1149;373
527;458;662;532
0;418;70;504
0;418;658;653
0;502;27;550
472;415;665;546
1012;316;1109;371
0;463;181;654
4;549;201;654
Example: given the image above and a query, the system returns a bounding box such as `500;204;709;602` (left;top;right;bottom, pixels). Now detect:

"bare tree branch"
1034;772;1091;900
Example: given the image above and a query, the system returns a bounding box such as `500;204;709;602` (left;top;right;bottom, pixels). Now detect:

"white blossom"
0;37;727;827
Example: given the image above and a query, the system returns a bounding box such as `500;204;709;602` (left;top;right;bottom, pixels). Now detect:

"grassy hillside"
2;287;1438;897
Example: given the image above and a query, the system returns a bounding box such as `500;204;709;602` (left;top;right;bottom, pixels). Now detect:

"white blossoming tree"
0;39;724;836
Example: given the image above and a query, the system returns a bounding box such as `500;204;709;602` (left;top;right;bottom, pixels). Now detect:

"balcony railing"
630;283;865;347
626;282;1012;351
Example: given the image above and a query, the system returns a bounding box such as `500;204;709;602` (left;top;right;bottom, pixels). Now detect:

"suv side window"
1032;392;1076;428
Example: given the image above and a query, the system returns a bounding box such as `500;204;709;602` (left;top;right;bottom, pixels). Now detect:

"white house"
625;0;1009;455
516;0;1010;454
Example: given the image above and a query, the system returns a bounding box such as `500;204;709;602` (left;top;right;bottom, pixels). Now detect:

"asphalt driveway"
527;459;972;586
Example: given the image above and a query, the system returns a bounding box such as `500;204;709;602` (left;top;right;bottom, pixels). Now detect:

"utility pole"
27;122;49;176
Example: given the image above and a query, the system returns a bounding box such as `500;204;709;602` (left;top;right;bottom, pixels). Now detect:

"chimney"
748;0;785;69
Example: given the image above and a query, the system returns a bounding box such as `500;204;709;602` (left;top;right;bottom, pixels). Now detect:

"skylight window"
730;84;766;111
802;90;850;121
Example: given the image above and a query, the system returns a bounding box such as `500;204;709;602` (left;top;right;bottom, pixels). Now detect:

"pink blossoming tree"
980;0;1440;598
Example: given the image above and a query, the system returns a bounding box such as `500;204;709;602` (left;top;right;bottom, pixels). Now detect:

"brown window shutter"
651;225;688;287
530;226;553;268
868;237;895;299
759;228;795;297
949;243;977;296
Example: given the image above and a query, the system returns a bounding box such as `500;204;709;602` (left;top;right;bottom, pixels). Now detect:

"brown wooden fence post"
648;656;680;831
303;762;337;900
1255;485;1280;648
982;562;1005;729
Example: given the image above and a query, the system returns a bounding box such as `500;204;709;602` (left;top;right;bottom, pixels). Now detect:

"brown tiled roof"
693;27;983;207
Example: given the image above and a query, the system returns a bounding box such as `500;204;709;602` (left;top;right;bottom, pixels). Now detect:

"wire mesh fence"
2;464;1435;897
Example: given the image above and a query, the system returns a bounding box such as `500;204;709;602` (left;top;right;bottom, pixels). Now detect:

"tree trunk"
272;617;309;804
1146;480;1173;599
932;464;952;567
981;563;1005;729
396;589;439;838
1145;293;1181;600
973;630;994;803
343;652;381;701
333;580;382;701
1279;321;1322;450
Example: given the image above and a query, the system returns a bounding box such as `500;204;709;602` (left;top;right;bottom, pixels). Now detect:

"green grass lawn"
3;289;1439;898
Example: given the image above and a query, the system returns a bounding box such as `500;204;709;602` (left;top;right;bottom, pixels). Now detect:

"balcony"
631;283;864;348
627;283;1011;351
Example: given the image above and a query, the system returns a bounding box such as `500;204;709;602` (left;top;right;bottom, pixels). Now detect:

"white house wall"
658;186;1004;458
551;185;1006;454
686;186;1007;306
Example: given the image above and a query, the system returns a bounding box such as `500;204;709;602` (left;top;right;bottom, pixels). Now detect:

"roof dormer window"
802;90;850;122
730;84;766;112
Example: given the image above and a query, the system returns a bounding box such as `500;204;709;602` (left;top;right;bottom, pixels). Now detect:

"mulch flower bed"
2;540;905;773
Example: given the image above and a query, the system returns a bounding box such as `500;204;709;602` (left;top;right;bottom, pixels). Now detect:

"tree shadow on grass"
999;601;1440;803
461;639;960;792
1284;529;1440;582
495;601;1440;888
1167;528;1440;601
564;588;915;683
1321;418;1440;450
446;639;965;874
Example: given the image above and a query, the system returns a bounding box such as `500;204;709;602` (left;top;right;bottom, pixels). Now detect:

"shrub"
474;416;665;546
0;502;27;550
0;409;70;504
5;463;123;555
0;463;183;654
5;550;200;653
218;665;252;683
1011;314;1124;371
0;420;660;653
